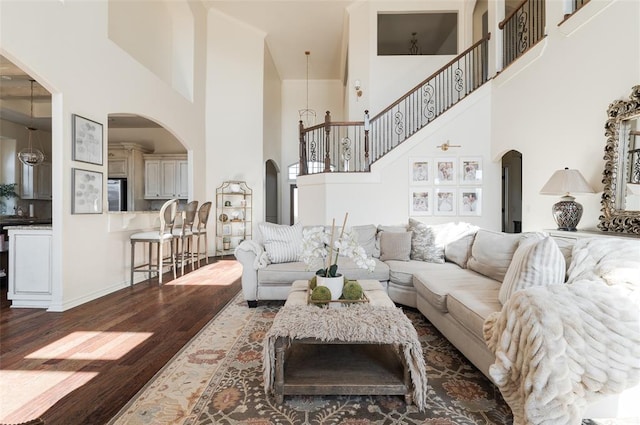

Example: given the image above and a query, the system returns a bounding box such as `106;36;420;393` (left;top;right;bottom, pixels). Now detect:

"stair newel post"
364;110;370;171
323;111;332;173
299;120;308;176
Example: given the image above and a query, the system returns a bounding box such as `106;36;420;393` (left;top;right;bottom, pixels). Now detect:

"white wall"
299;85;500;229
1;0;207;310
281;79;344;223
346;0;472;120
299;0;640;235
263;46;283;221
491;0;640;232
206;10;266;237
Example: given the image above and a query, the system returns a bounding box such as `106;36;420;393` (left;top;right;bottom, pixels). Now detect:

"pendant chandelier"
298;51;316;128
17;79;45;167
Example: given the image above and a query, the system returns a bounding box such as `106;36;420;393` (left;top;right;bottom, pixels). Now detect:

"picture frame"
434;157;457;185
222;224;232;236
72;114;104;165
409;188;432;216
460;157;483;185
72;168;103;214
459;188;482;216
408;157;431;185
434;188;457;216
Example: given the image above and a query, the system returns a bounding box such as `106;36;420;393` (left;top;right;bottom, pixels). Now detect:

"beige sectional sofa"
235;221;640;421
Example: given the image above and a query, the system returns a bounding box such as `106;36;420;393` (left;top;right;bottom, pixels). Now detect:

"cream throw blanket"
263;304;429;411
483;239;640;425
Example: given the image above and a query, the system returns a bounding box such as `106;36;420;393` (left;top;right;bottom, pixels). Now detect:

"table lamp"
540;167;595;231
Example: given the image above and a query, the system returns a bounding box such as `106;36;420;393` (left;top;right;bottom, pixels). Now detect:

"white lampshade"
540;168;595;196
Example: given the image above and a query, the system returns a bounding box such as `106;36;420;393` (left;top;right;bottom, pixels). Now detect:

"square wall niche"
377;12;458;56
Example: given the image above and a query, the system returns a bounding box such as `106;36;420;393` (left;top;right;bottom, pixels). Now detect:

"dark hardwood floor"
0;257;242;425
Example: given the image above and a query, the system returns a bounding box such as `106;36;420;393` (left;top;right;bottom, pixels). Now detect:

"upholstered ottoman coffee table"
263;279;428;410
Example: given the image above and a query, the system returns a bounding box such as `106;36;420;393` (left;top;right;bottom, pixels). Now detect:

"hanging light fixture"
409;32;421;55
298;51;316;128
17;79;45;167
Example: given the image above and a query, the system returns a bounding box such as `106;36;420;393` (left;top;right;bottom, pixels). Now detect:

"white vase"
317;275;344;300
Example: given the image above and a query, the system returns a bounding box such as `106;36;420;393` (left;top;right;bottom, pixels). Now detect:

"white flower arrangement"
299;214;376;277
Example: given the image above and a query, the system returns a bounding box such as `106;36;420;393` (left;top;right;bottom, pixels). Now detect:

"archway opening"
502;150;522;233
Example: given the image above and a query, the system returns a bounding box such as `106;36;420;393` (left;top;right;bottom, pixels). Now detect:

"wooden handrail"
499;0;529;29
372;32;491;121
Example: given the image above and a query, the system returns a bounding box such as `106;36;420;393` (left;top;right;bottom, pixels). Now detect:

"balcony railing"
299;33;491;176
499;0;546;69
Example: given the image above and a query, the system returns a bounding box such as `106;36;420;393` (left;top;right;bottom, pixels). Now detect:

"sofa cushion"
379;231;412;261
407;220;479;264
467;229;521;282
498;236;565;304
413;265;499;313
259;222;303;263
445;233;476;268
257;257;389;284
351;225;378;257
446;288;502;340
375;224;408;258
386;259;441;287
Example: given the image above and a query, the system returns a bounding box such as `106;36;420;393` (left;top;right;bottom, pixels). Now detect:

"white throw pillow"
259;222;303;264
498;236;566;304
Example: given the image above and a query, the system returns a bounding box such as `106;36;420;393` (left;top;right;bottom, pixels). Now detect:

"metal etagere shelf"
215;181;252;256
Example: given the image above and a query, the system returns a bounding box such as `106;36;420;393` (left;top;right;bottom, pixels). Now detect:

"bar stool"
193;201;212;267
173;200;198;275
130;198;178;285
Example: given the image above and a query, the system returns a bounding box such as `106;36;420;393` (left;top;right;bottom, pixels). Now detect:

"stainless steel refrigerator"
107;178;127;211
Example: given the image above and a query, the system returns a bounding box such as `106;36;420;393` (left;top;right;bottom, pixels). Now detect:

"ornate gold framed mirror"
599;85;640;234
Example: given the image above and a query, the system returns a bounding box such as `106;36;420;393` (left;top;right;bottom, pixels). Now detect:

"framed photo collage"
408;157;482;217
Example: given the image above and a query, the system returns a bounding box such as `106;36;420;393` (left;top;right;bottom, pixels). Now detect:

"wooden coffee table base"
273;337;413;404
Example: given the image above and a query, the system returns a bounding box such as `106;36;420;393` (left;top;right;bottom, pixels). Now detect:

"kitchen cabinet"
7;226;53;309
144;155;188;199
108;143;151;211
20;162;52;200
215;181;252;256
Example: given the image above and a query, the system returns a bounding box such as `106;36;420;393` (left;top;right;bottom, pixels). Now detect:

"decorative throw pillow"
408;218;442;263
259;222;303;264
351;225;378;257
375;224;407;258
379;231;412;261
498;236;565;304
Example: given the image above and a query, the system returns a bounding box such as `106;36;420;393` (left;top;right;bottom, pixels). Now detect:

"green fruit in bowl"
343;281;363;300
309;275;317;289
310;286;331;306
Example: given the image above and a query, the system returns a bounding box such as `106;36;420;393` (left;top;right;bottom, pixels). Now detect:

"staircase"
298;0;553;176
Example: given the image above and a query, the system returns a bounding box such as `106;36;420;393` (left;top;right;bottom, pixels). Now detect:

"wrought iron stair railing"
299;33;491;176
499;0;546;69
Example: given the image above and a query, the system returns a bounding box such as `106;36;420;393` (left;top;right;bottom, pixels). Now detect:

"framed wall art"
409;188;432;216
72;168;103;214
434;157;457;185
72;114;104;165
434;188;457;216
408;157;431;185
459;188;482;216
460;157;483;185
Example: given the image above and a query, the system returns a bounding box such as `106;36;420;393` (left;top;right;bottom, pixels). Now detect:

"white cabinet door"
36;162;52;199
144;160;161;198
20;164;35;199
108;158;128;178
160;160;177;198
176;160;188;198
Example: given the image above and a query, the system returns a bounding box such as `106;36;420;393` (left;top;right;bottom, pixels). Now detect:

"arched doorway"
265;160;278;223
502;150;522;233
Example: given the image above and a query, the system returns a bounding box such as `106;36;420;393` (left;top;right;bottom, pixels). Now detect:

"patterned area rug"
110;292;514;424
110;293;632;425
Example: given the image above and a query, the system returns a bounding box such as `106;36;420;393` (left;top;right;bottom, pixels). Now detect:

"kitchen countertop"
3;225;53;230
0;216;53;226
